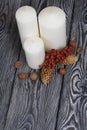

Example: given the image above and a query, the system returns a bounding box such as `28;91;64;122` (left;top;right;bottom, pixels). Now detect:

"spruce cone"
61;55;78;65
41;66;55;85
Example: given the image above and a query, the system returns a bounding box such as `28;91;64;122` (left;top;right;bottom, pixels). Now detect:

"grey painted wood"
0;0;86;130
31;0;47;14
56;0;87;130
3;0;74;130
0;0;22;129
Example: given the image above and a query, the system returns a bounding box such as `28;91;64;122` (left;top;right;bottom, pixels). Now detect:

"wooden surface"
0;0;87;130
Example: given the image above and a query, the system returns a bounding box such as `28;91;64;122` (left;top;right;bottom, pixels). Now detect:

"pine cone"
41;66;55;85
59;55;78;65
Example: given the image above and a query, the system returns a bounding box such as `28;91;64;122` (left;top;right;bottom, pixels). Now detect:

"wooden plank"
0;0;31;130
0;0;22;130
56;0;87;130
4;0;75;130
31;0;47;14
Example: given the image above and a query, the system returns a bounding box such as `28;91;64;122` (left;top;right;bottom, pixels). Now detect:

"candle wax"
38;6;66;51
23;37;45;69
16;6;39;46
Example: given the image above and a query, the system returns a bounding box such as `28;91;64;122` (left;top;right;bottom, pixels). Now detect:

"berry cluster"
44;46;74;68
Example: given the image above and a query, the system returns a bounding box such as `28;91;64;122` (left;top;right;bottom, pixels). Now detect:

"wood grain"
0;0;22;129
0;0;86;130
31;0;47;14
3;0;75;130
56;0;87;130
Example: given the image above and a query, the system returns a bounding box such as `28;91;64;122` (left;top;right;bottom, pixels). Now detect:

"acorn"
30;72;38;81
69;40;77;47
18;73;28;80
59;68;67;75
77;47;83;54
15;61;23;68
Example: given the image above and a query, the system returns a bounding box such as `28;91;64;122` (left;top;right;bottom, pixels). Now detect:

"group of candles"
16;6;66;69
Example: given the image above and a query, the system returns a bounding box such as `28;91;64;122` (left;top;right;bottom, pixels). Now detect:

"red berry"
46;55;49;59
52;52;57;56
55;59;59;63
56;54;60;58
64;46;68;49
61;57;65;61
51;59;55;63
50;49;56;53
69;46;74;52
50;55;54;59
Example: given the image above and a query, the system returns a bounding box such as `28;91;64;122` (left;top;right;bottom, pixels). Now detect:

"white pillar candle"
15;6;39;46
23;37;45;69
38;6;66;51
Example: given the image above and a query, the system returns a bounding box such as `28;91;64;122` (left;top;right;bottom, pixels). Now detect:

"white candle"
38;6;66;51
23;37;45;69
15;6;39;46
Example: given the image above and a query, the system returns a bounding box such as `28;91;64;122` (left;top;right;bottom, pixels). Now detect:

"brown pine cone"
59;55;78;65
41;66;55;85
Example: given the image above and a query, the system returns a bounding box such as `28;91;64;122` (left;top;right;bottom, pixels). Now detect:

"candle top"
23;37;44;53
15;6;37;22
38;6;66;28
